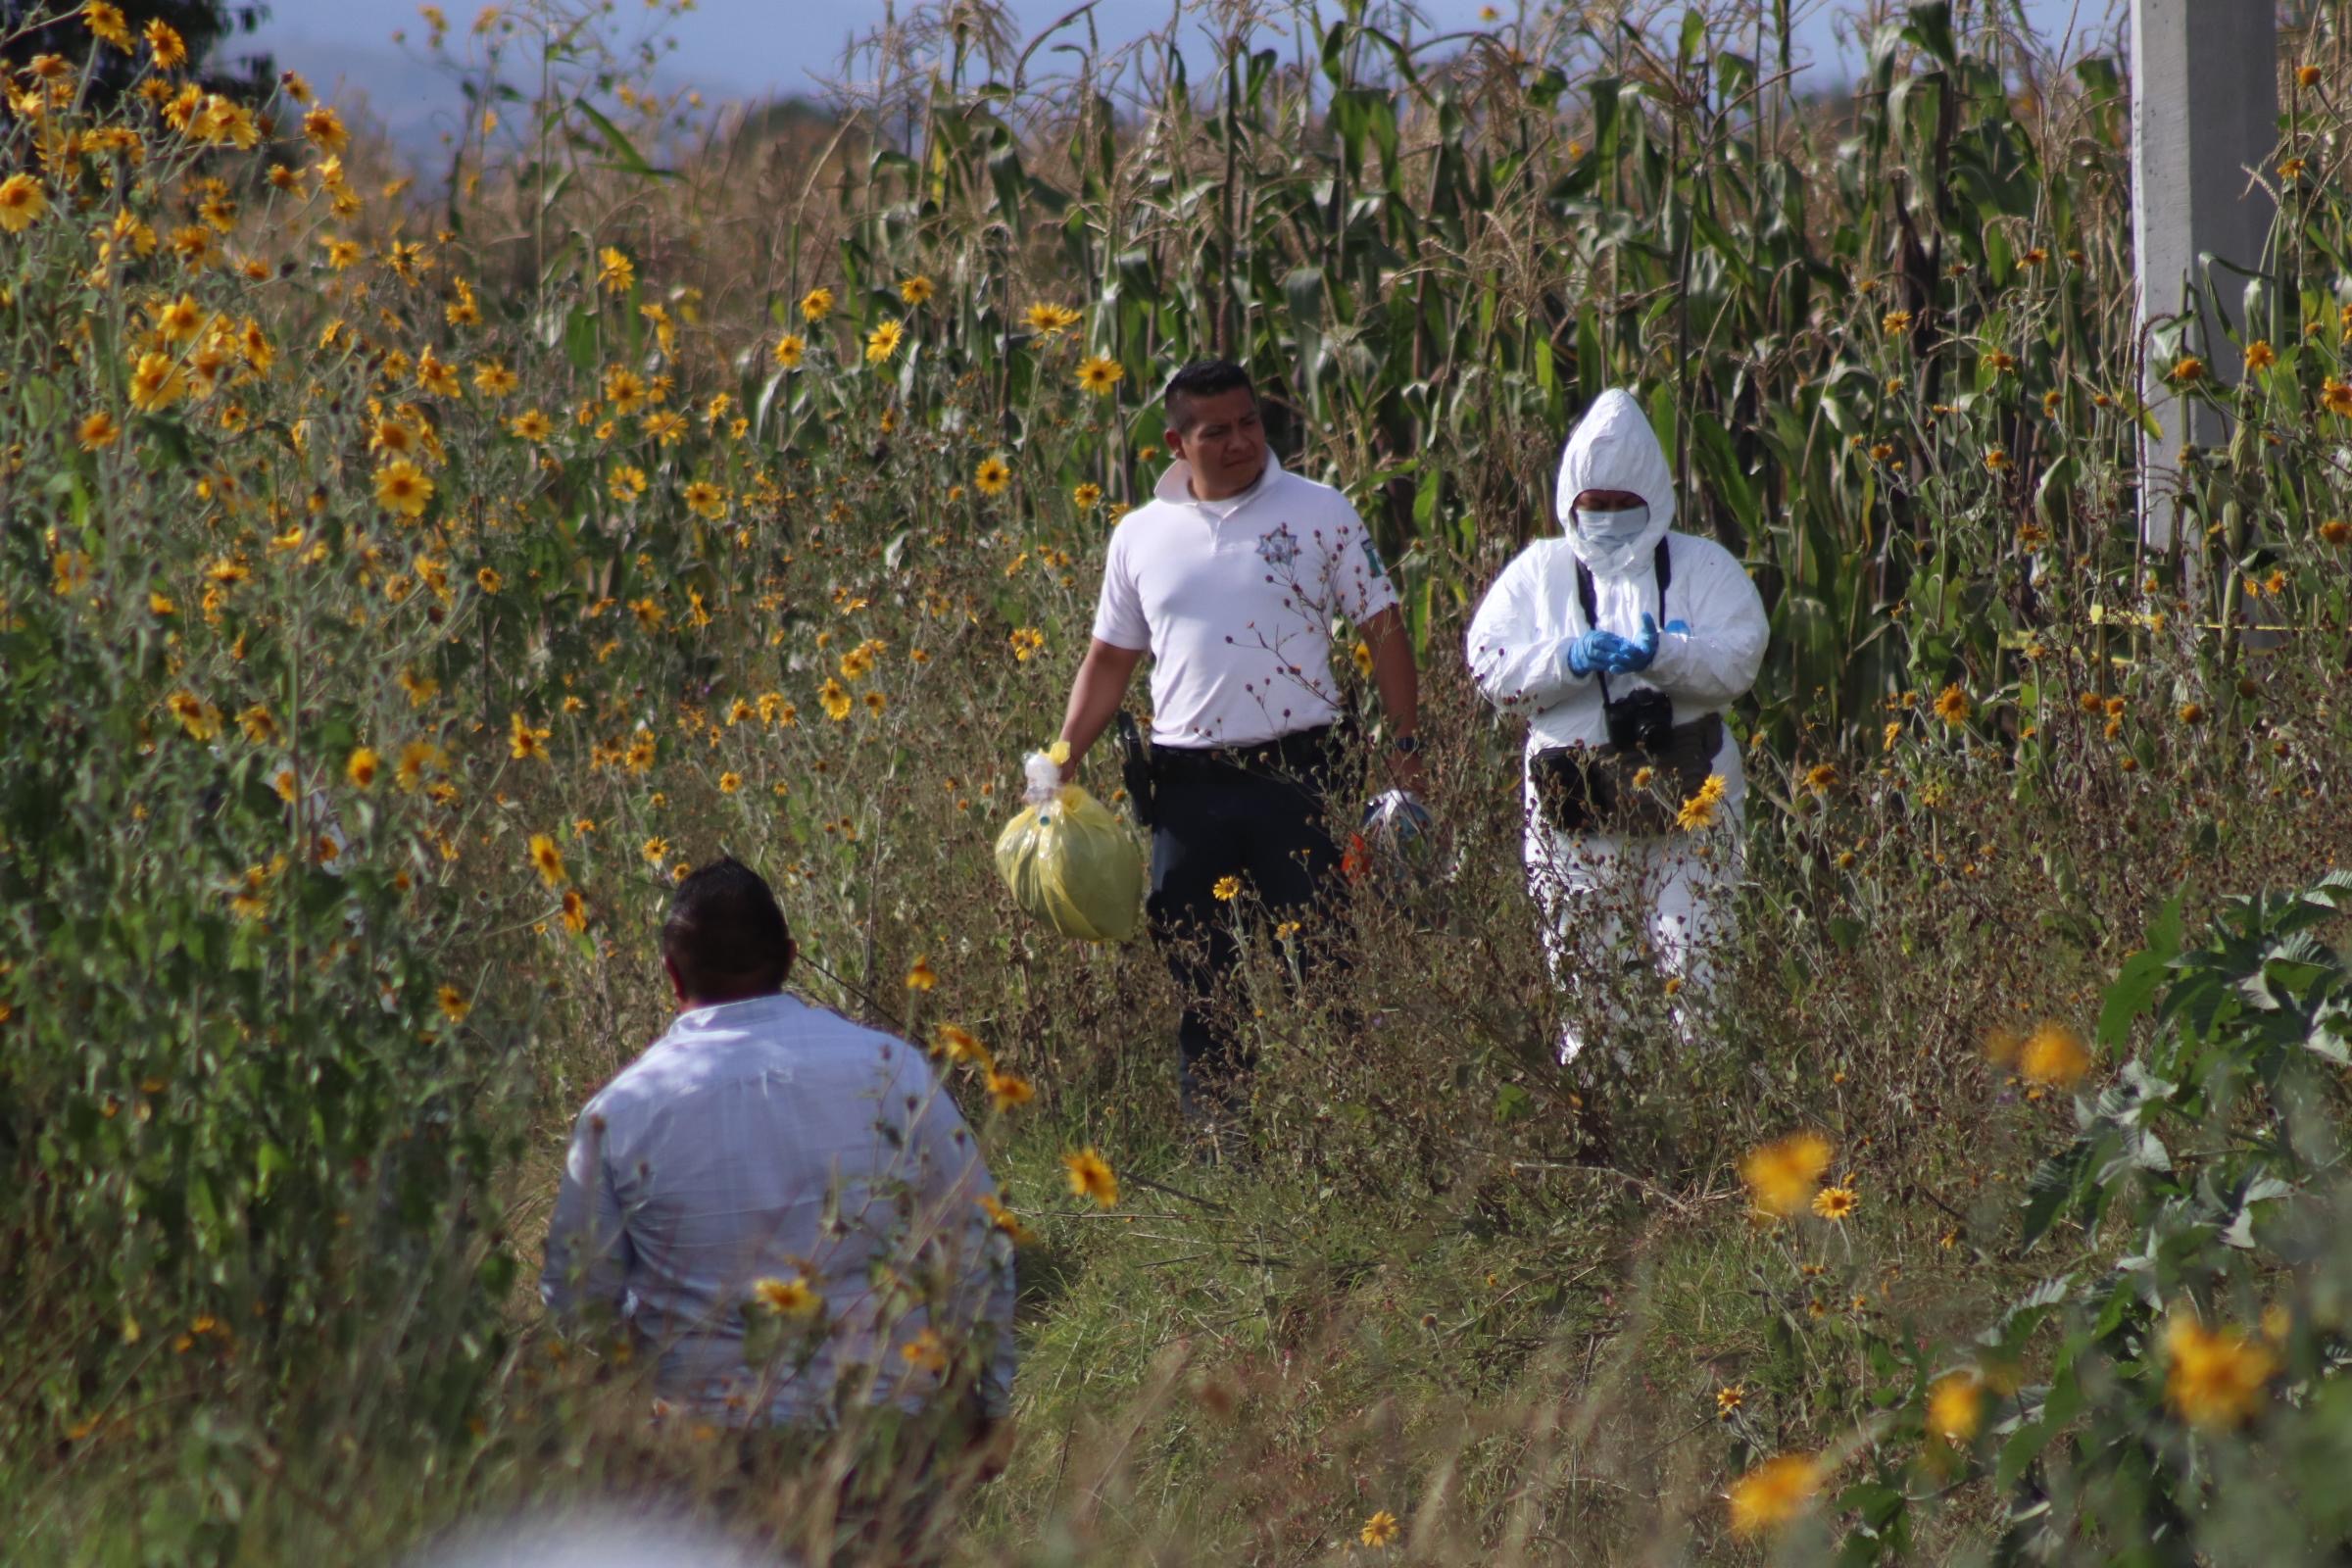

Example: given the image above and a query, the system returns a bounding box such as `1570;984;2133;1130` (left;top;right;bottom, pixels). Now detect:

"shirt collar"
1152;450;1284;515
669;991;798;1033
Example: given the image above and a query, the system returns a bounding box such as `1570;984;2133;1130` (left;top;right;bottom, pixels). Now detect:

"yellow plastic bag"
995;752;1144;943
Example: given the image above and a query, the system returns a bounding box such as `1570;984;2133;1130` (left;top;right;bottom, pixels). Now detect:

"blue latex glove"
1562;627;1633;677
1664;618;1691;635
1607;613;1661;673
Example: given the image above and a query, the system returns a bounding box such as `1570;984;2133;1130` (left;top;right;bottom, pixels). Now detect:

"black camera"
1603;686;1675;753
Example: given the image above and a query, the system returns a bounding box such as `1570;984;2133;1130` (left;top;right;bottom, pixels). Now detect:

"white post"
2130;0;2278;549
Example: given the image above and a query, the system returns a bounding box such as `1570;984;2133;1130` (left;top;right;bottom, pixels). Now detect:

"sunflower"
973;456;1011;496
508;409;553;441
864;318;905;364
799;286;833;322
1072;481;1102;512
596;246;634;294
526;833;567;889
772;333;806;368
76;412;120;451
346;747;380;789
1075;354;1124;395
1062;1147;1118;1207
1811;1185;1857;1222
819;677;852;721
683;480;727;520
128;352;186;413
1932;683;1971;727
754;1275;821;1319
899;274;934;306
373;459;433;517
1728;1454;1826;1536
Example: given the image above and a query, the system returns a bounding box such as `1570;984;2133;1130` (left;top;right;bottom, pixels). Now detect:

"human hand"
1563;628;1632;678
1608;613;1661;673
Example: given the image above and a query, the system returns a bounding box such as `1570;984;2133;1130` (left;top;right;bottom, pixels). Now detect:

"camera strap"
1574;538;1673;710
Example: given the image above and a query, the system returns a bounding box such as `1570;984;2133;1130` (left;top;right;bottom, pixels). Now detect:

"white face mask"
1573;503;1650;545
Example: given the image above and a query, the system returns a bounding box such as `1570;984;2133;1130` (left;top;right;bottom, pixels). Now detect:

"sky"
225;0;2113;155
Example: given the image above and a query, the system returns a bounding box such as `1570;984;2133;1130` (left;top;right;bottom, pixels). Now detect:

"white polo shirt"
1092;453;1397;749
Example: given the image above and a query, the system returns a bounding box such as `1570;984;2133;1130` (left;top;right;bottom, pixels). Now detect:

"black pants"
1146;728;1347;1115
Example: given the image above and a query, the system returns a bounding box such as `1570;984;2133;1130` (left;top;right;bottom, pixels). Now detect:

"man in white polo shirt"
1055;360;1423;1125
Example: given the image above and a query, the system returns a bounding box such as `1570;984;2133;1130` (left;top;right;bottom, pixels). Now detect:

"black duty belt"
1152;725;1338;778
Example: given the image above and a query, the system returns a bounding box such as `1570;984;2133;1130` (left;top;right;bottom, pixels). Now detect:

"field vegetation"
8;0;2352;1562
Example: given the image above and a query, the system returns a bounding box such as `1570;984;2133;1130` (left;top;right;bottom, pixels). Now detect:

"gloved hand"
1663;618;1691;635
1611;613;1661;673
1562;627;1633;678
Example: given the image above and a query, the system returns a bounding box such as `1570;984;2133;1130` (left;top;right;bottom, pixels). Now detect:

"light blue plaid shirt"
541;993;1015;1425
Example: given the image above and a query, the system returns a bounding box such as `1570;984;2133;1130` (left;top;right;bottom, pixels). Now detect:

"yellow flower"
2245;340;2278;371
864;319;905;363
561;888;589;933
2297;62;2323;88
934;1023;989;1067
303;104;348;153
510;710;551;761
1727;1452;1825;1537
2323;518;2352;547
1022;301;1081;334
1811;1184;1857;1222
1927;1371;1983;1442
0;172;47;234
2326;377;2352;418
508;409;553;441
435;985;471;1022
1358;1509;1400;1548
772;333;805;368
1211;875;1243;902
1881;310;1913;337
1073;481;1102;512
1932;683;1971;728
1063;1147;1118;1208
979;1194;1038;1246
475;566;503;594
374;460;433;517
1076;354;1124;395
974;456;1011;496
1675;786;1719;832
906;956;939;991
77;412;121;451
641;836;669;864
683;480;727;520
146;18;188;67
1715;1384;1744;1419
717;771;742;794
1803;761;1838;795
1740;1132;1833;1217
799;286;833;322
128;352;186;413
473;361;518;397
1008;626;1045;662
898;274;934;306
2164;1315;2276;1429
166;691;220;741
986;1070;1035;1112
2019;1021;2092;1088
901;1327;949;1372
596;246;634;293
609;465;648;503
754;1275;821;1319
84;2;132;49
346;747;379;789
527;833;567;889
819;677;852;721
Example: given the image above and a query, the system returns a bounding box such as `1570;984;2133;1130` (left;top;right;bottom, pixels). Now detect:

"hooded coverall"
1463;389;1769;1061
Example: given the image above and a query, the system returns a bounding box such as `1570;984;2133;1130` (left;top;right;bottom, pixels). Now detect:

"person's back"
541;858;1013;1429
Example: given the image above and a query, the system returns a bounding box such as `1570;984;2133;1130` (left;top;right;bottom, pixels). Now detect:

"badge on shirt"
1255;524;1300;567
1360;533;1390;580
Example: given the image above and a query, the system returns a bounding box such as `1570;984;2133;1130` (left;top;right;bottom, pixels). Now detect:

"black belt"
1152;725;1338;777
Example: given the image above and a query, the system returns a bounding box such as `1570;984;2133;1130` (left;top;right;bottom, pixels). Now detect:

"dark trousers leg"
1147;758;1343;1118
1147;775;1245;1117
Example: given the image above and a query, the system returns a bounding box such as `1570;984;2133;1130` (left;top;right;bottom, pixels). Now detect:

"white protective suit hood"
1554;388;1676;579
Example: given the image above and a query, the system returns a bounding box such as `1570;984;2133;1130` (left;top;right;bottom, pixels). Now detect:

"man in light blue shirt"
541;857;1015;1435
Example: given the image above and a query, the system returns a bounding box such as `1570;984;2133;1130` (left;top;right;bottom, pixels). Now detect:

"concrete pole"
2130;0;2278;549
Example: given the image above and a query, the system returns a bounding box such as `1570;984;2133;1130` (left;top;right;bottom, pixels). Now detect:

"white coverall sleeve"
1466;550;1590;714
540;1102;632;1326
1646;542;1768;709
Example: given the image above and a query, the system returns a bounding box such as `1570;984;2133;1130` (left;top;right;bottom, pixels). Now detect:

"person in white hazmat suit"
1465;389;1768;1063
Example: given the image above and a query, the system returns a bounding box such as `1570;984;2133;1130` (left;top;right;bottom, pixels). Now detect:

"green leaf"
571;98;675;179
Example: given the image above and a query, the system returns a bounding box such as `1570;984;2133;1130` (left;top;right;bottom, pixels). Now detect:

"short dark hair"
1162;360;1257;434
662;856;794;999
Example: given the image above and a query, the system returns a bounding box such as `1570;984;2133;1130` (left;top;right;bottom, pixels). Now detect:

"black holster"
1113;710;1156;828
1531;711;1723;837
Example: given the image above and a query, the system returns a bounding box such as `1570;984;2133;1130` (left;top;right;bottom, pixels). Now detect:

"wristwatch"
1390;734;1422;758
